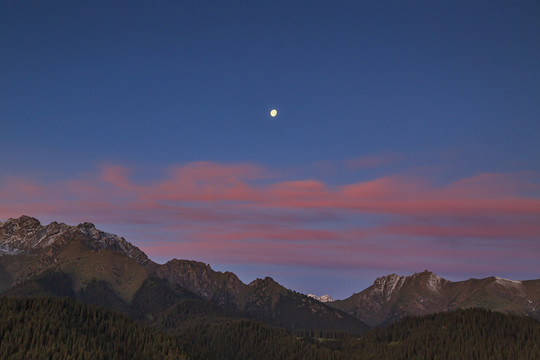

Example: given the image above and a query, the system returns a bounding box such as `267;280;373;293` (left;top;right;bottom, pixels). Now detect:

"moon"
270;109;278;117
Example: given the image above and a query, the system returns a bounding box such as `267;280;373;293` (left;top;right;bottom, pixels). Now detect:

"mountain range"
331;270;540;326
1;215;539;331
0;216;366;333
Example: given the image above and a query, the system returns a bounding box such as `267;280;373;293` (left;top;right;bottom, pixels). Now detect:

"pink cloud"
340;176;414;200
100;165;133;189
0;177;45;200
168;161;267;181
384;222;540;239
140;234;538;275
1;161;538;278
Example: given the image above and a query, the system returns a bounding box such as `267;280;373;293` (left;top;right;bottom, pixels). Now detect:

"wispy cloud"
1;161;539;280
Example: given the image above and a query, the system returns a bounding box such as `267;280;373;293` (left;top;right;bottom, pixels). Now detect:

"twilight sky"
1;1;539;299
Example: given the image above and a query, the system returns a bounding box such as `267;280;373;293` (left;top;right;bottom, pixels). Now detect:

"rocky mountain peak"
374;273;404;284
249;276;279;287
77;222;96;229
307;294;335;303
369;271;444;298
9;215;42;227
372;273;406;299
0;215;149;264
1;215;42;235
413;270;437;278
156;259;246;303
330;271;540;327
167;259;211;269
411;270;444;291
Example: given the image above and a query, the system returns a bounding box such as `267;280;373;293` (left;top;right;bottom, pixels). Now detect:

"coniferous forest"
1;296;540;360
0;297;188;360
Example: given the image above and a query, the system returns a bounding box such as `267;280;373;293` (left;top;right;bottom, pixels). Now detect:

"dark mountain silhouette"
0;215;367;333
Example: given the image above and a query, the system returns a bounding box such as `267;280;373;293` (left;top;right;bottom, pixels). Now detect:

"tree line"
1;296;539;359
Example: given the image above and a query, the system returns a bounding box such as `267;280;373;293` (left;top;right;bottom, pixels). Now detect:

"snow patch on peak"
495;277;522;286
307;294;334;303
374;273;399;285
373;274;406;301
76;226;148;264
425;272;443;291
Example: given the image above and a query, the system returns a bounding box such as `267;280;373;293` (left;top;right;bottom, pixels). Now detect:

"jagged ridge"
2;216;538;331
0;215;149;264
0;215;368;333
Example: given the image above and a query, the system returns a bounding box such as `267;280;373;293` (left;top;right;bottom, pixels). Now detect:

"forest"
1;296;539;359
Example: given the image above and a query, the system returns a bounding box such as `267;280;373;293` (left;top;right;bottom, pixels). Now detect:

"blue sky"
1;1;539;298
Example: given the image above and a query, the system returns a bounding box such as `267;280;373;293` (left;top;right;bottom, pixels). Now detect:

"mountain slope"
156;260;368;332
330;270;540;326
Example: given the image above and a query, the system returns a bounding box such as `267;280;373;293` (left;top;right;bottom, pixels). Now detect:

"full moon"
270;109;278;117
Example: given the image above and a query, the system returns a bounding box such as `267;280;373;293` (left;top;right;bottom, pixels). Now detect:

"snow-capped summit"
307;294;335;303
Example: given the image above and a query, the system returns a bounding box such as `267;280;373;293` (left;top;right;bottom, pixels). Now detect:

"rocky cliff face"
155;259;248;309
0;216;70;254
